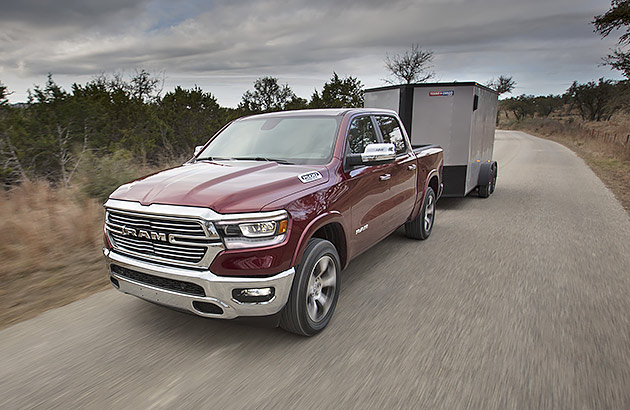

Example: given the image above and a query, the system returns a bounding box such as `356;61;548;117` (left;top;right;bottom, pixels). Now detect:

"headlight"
215;210;289;249
240;221;279;237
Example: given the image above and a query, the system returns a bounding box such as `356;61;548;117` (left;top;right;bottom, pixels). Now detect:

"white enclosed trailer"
364;82;498;197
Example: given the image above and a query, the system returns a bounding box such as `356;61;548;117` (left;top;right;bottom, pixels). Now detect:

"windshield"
197;116;341;165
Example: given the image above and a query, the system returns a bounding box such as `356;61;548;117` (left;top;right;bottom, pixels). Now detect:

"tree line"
0;71;364;192
500;78;630;123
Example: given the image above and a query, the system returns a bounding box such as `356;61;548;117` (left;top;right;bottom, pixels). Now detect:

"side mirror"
346;143;396;167
194;145;204;156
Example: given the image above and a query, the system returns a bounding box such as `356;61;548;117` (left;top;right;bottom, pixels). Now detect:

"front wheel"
280;238;340;336
405;186;436;240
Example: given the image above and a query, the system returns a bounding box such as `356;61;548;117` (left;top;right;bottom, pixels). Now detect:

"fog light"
232;287;275;303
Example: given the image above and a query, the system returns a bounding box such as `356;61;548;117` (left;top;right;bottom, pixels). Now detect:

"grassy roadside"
501;116;630;213
0;182;110;329
0;153;175;330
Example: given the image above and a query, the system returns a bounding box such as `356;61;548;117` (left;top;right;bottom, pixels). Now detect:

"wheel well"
312;223;347;269
428;175;439;196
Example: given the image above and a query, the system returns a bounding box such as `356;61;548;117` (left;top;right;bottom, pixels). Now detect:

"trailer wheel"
280;238;340;336
478;162;497;198
405;186;436;240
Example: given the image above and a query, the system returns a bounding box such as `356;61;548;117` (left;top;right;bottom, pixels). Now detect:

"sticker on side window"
298;171;323;183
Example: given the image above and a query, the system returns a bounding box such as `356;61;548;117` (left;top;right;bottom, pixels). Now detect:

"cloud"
0;0;151;28
0;0;622;104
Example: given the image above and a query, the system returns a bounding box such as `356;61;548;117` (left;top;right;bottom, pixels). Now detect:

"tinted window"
348;116;378;154
375;116;407;155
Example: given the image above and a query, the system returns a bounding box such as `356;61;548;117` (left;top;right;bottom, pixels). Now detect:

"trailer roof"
365;82;498;95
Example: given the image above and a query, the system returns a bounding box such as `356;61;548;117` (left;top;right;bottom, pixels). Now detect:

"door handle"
380;174;391;181
407;164;417;171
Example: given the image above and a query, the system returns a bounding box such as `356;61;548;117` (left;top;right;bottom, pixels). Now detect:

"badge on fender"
298;171;323;183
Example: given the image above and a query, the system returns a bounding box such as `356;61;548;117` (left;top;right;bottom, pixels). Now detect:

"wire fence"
575;122;630;148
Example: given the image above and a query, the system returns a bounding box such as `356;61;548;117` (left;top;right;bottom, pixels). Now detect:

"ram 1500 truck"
103;108;443;336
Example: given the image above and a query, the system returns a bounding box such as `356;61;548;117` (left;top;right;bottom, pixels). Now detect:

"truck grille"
105;209;222;267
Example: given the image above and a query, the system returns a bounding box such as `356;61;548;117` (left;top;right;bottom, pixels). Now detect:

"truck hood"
109;160;330;213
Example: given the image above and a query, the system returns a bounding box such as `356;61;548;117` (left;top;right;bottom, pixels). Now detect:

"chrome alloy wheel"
306;255;337;323
424;193;435;232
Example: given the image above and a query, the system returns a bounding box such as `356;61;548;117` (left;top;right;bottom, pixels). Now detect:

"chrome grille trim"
104;201;224;268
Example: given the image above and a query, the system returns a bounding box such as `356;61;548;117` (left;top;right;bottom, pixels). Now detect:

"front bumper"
103;249;295;319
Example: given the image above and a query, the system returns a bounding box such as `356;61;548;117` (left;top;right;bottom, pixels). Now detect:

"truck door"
374;115;419;227
345;115;394;255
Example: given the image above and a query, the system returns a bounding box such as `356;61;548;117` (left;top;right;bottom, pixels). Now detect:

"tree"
159;86;224;157
533;95;564;117
0;81;28;185
310;72;364;108
486;75;516;95
502;95;536;121
384;44;435;84
567;78;621;121
129;69;164;103
239;77;306;113
26;74;81;186
0;81;11;106
593;1;630;78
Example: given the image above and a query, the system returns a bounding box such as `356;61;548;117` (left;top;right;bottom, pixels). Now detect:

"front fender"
291;211;348;269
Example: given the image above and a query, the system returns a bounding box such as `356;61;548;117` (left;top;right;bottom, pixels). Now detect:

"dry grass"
0;156;176;329
500;111;630;213
0;181;109;329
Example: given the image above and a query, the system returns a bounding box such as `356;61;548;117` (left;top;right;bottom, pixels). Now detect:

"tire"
405;186;436;240
489;164;497;194
280;238;340;336
479;164;497;198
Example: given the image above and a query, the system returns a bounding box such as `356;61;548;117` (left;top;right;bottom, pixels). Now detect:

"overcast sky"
0;0;622;106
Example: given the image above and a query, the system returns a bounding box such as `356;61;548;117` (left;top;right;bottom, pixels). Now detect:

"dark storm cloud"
0;0;150;27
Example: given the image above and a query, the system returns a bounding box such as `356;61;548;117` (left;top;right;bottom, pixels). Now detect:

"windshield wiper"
196;156;233;162
232;157;294;165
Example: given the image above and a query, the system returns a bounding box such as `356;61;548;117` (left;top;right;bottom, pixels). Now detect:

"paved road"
2;131;630;409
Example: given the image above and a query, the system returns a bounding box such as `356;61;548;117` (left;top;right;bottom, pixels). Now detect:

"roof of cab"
236;108;398;120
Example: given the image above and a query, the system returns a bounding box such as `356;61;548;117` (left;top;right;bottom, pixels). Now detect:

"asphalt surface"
2;130;630;409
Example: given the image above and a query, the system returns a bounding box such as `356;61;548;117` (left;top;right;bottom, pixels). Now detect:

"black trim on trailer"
441;165;468;197
398;85;415;136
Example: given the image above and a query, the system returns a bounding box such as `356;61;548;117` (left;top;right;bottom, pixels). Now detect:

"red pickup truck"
103;108;443;335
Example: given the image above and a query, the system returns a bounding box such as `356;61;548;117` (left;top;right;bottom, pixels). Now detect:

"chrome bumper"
103;249;295;319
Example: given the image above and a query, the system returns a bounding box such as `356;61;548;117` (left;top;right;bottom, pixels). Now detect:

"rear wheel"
405;187;436;240
280;238;340;336
479;164;497;198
